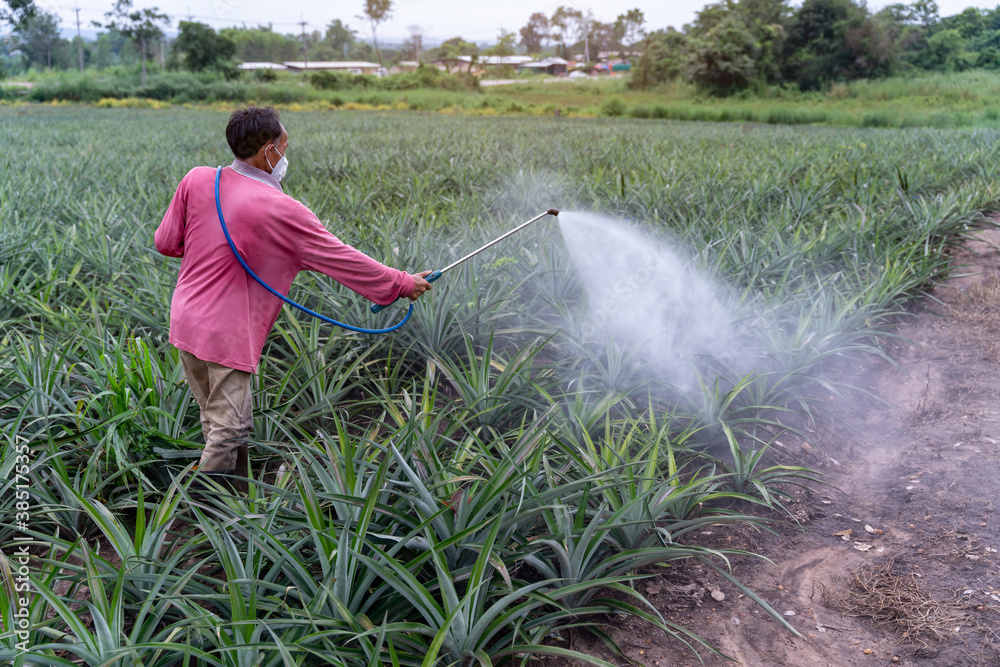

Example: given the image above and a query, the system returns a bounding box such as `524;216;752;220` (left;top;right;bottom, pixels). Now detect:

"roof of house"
237;62;288;70
435;55;533;66
480;55;534;65
282;61;382;70
520;57;570;68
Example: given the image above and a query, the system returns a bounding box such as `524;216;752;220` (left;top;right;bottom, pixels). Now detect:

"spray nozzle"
547;208;560;216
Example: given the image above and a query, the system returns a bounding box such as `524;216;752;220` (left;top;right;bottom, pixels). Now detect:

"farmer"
155;105;432;488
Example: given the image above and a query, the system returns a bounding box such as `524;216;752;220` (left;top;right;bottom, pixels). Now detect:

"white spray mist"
557;211;737;388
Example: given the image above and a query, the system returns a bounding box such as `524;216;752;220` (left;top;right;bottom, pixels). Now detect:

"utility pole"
299;15;308;69
75;4;84;73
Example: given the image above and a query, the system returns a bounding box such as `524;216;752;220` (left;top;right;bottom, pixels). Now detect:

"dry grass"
827;558;968;645
936;273;1000;362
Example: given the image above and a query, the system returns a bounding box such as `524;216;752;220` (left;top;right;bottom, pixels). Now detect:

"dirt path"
540;225;1000;666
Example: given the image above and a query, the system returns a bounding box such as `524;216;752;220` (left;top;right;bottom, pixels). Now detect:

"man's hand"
407;271;433;300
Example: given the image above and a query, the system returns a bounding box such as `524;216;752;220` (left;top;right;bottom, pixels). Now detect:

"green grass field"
12;68;1000;128
1;107;998;664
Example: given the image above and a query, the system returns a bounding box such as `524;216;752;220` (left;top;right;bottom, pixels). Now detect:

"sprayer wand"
371;208;560;313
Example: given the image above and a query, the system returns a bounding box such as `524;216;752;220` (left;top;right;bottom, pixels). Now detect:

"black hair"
225;106;283;159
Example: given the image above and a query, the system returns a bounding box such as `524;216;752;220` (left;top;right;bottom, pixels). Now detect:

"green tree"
972;28;1000;69
783;0;894;89
939;6;986;40
519;12;549;53
614;8;646;55
95;0;169;85
361;0;393;67
684;0;789;93
484;29;517;58
877;1;934;70
15;9;65;69
220;25;300;63
1;0;35;30
588;21;615;56
401;24;424;61
925;28;971;70
433;36;478;72
91;29;127;68
322;19;357;59
173;21;236;72
911;0;939;26
1;34;29;77
687;14;760;93
550;5;583;58
483;29;518;74
631;28;689;87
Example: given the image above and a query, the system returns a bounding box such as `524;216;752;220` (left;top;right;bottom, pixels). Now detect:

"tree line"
5;0;997;94
1;0;650;80
0;0;403;80
632;0;1000;93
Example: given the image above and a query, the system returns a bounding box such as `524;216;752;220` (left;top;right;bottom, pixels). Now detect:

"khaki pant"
179;349;252;474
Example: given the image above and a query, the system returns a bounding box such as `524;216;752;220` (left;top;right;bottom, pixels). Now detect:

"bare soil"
538;224;1000;667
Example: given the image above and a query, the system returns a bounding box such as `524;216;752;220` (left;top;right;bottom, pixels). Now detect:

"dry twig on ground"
827;557;967;645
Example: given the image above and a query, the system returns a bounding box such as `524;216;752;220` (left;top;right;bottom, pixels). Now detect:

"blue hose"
214;166;413;334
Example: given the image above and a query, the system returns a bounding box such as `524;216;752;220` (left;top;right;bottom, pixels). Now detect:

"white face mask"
265;144;288;182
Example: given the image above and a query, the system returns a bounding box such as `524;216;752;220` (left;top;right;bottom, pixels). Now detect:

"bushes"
28;75;121;102
309;65;479;94
763;107;827;125
861;109;893;127
629;104;651;118
601;97;626;117
24;70;312;105
309;70;373;90
253;67;277;83
371;66;479;92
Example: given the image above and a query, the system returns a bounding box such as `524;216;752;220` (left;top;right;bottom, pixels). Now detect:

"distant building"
283;61;383;74
433;57;469;73
518;57;569;76
478;55;534;67
432;54;533;74
237;62;288;70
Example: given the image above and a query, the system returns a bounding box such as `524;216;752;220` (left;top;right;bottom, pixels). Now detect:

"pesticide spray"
219;157;736;388
555;211;740;388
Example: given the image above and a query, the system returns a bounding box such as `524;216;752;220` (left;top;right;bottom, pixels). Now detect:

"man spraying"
155;105;432;488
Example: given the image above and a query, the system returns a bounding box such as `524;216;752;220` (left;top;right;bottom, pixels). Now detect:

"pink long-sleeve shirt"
155;162;415;373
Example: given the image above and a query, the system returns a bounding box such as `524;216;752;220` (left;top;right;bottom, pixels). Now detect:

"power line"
46;5;306;29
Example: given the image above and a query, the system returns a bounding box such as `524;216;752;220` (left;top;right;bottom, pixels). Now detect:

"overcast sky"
31;0;992;42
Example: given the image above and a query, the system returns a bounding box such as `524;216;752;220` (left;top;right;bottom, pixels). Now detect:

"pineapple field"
2;106;1000;666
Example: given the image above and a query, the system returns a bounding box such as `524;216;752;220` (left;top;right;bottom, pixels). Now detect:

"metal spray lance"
370;208;560;313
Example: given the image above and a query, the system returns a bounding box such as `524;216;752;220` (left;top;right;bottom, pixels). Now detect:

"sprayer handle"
371;270;442;313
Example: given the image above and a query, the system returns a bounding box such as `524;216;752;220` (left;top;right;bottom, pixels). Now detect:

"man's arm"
296;207;419;305
154;176;188;258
